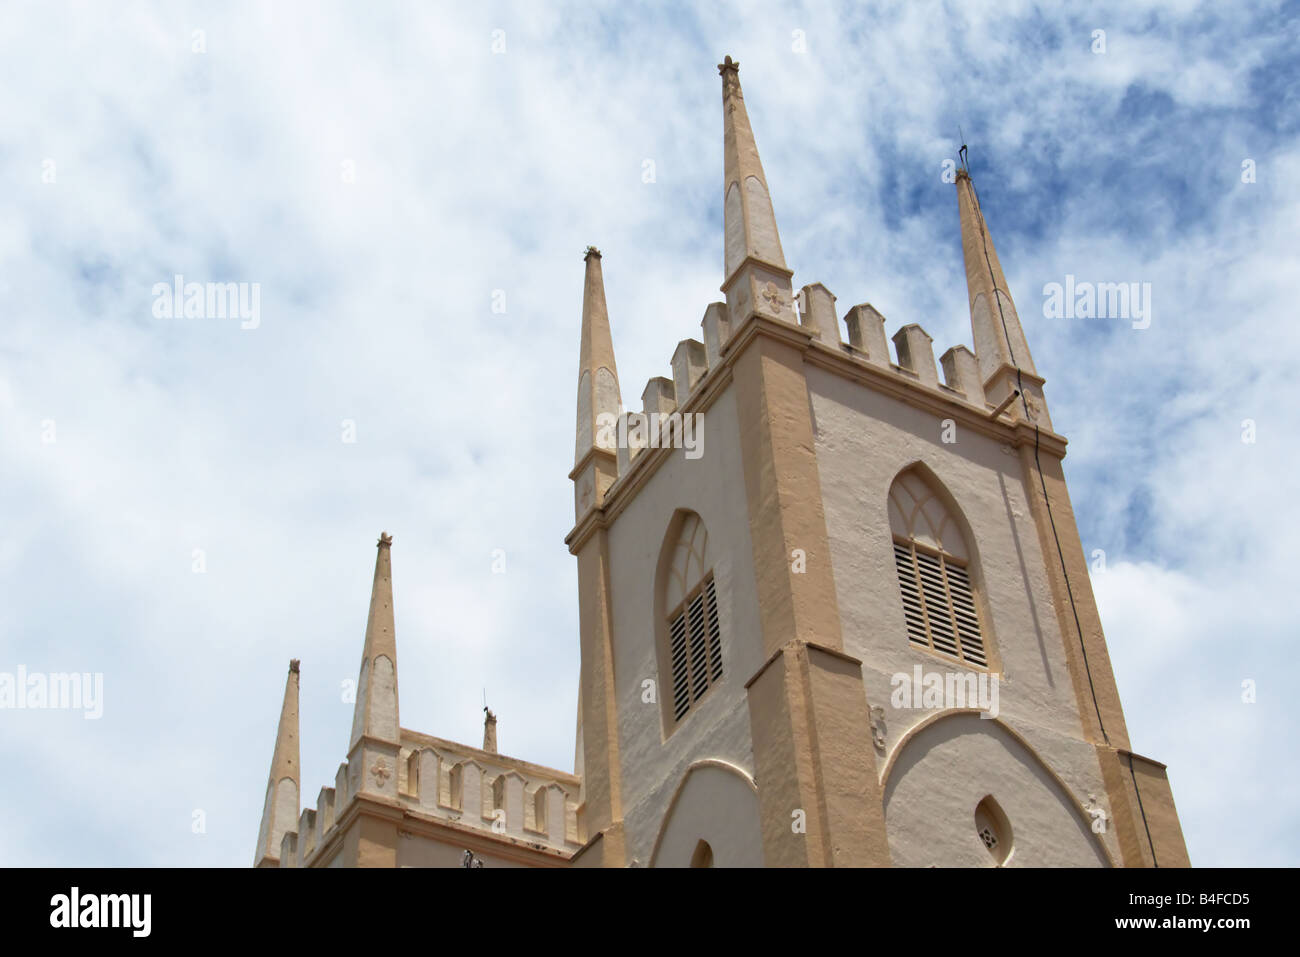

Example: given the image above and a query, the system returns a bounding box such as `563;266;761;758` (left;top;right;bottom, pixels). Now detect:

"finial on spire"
289;658;300;674
584;245;601;261
719;55;742;101
378;531;392;548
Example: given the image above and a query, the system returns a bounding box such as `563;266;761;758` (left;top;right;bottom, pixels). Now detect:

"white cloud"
0;0;1294;866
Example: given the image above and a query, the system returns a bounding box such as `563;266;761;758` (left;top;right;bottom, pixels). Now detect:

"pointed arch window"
690;840;715;868
888;469;988;668
662;512;723;724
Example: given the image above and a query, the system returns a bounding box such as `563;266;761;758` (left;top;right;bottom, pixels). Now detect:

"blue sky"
1;0;1297;867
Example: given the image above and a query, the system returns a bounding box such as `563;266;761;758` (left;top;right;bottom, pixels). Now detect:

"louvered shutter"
669;575;725;723
894;541;987;667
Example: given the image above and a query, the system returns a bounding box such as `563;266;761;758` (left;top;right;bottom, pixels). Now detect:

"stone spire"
571;247;623;520
346;533;402;802
254;659;300;868
575;246;622;465
718;55;795;328
956;168;1047;423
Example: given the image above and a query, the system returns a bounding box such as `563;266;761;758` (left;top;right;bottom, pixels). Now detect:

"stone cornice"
568;445;617;482
744;638;865;691
720;253;794;293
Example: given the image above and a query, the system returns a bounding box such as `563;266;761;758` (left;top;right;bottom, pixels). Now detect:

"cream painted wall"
603;384;765;867
650;763;763;867
884;712;1108;866
806;364;1119;865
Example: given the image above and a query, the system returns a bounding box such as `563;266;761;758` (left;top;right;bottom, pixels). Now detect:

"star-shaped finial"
717;55;739;76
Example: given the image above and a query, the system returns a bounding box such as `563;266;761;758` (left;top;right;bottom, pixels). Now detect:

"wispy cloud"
0;0;1295;866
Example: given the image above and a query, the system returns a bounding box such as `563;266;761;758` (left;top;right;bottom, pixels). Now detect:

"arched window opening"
661;512;724;724
690;839;714;868
888;469;988;668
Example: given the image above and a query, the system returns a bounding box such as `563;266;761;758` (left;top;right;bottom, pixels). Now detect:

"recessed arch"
654;509;725;730
648;759;760;868
887;463;998;671
880;709;1112;867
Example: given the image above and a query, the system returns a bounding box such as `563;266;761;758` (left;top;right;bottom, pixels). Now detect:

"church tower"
254;56;1188;869
565;57;1189;867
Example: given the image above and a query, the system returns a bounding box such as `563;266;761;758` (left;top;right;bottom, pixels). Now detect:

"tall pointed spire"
718;55;795;328
350;532;400;750
571;247;623;521
575;246;622;466
956;168;1047;423
566;256;627;865
254;659;300;868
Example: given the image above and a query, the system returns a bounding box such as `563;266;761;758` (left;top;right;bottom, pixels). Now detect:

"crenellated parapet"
797;283;840;345
296;807;317;863
940;345;985;406
387;731;584;852
844;303;891;367
892;323;939;388
585;268;1047;512
670;339;708;406
283;739;582;868
278;830;297;869
596;283;1028;502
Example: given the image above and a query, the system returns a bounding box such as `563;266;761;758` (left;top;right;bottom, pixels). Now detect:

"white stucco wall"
650;762;763;867
884;712;1107;866
604;384;764;867
806;364;1119;865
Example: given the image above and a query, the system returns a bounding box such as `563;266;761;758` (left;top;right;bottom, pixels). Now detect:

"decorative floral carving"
761;281;785;313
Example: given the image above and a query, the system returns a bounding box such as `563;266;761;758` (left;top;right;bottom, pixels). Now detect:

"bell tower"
564;58;1189;867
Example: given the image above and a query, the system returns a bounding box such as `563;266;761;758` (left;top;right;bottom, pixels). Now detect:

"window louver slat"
687;593;709;701
895;540;987;668
944;564;987;665
704;578;723;682
895;545;930;648
668;573;725;724
669;611;691;720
